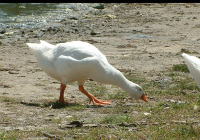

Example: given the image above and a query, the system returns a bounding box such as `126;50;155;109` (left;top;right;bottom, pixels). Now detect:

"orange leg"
79;85;111;106
59;83;70;103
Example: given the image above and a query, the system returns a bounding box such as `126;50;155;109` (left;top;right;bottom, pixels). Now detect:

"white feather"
182;53;200;88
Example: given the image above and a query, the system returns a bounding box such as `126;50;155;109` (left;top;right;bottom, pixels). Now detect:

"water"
130;35;151;39
0;3;98;29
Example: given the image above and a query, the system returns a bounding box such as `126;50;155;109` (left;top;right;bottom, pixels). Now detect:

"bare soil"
0;3;200;139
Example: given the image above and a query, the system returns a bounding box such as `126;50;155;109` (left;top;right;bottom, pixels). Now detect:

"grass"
180;48;199;55
76;127;139;140
0;130;43;140
42;100;86;111
87;83;107;97
147;123;200;139
106;89;127;100
34;83;45;87
0;96;20;105
171;64;189;73
1;63;200;139
100;114;132;124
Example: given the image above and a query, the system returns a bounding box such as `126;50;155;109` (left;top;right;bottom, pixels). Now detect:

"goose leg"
59;83;69;103
79;85;111;106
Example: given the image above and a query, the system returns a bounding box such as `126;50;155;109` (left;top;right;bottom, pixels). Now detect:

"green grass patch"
106;90;127;100
0;130;42;140
172;64;189;73
100;114;132;124
76;127;138;140
88;84;107;97
125;72;147;83
64;104;86;111
34;83;45;87
147;123;200;139
169;73;199;92
0;96;20;105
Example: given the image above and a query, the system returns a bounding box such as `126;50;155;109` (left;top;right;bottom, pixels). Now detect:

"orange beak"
140;93;148;102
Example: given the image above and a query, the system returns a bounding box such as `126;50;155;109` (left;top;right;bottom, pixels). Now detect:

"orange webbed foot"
79;85;111;106
88;94;111;106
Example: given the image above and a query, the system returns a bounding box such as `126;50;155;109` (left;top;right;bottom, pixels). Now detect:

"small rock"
65;115;73;119
194;105;198;110
90;30;99;35
0;29;6;34
69;16;78;20
8;71;19;74
69;120;83;127
41;29;46;32
144;112;151;116
185;5;190;8
93;3;104;9
60;19;67;22
135;11;140;15
149;55;154;59
61;120;83;128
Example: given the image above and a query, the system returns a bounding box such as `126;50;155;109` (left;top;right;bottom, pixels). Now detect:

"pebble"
90;30;98;35
193;105;198;110
0;29;6;34
93;3;104;9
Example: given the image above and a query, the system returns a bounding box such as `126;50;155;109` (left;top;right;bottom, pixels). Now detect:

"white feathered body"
182;53;200;88
27;40;143;100
28;41;124;84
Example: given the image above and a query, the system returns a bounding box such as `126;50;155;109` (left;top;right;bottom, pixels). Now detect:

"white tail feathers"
182;53;200;88
26;40;55;52
40;40;55;48
26;43;41;50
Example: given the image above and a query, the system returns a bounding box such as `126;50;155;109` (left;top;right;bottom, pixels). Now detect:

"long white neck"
105;67;142;99
109;69;133;91
94;63;134;94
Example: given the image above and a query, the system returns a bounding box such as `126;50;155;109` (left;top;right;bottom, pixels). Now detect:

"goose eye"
139;88;142;91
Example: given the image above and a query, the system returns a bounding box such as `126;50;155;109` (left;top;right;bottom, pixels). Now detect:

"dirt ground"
0;3;200;139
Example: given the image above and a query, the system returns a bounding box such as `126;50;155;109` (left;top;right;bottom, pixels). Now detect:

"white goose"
182;53;200;88
26;40;148;105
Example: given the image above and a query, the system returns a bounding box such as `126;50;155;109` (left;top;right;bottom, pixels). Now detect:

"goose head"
125;81;148;102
